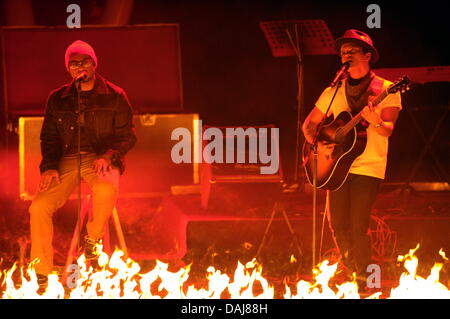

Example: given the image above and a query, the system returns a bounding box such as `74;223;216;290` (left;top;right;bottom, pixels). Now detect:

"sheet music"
260;20;335;57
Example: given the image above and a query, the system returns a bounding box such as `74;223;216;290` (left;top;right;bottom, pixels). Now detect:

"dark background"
1;0;449;183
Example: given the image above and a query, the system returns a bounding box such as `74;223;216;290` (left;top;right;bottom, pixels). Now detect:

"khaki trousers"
29;153;119;275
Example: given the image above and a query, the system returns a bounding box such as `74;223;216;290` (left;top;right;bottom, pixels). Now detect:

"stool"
62;194;127;279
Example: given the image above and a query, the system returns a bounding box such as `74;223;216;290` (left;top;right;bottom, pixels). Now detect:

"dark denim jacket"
39;74;137;174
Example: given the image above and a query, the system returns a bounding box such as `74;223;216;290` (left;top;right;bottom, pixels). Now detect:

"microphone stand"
285;25;304;188
76;79;83;255
308;78;343;271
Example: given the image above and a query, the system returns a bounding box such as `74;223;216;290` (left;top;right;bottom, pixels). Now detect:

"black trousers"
329;173;382;273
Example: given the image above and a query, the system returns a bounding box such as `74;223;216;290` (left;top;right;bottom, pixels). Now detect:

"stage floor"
0;186;449;297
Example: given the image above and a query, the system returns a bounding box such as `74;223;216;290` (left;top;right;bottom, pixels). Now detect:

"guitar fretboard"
336;89;389;139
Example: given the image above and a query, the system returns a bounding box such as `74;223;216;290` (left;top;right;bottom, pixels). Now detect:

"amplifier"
200;125;283;212
18;114;199;200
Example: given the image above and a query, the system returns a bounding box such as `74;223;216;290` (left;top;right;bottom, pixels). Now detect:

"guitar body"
302;111;367;191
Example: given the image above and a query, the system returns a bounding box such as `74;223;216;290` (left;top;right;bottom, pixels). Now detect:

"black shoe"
84;236;102;261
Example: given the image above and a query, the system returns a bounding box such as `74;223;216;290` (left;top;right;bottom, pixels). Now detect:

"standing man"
29;40;136;285
302;30;402;281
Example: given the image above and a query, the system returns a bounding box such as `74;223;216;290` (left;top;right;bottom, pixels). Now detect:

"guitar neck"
340;89;389;135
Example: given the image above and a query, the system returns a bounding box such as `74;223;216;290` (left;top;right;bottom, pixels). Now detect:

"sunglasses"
339;48;363;57
68;58;94;69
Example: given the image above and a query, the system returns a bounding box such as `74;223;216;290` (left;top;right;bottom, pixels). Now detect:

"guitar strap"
369;73;385;103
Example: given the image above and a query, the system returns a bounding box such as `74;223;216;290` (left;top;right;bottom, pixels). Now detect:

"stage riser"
13;114;198;200
186;219;334;267
33;195;450;267
184;218;450;264
117;194;450;263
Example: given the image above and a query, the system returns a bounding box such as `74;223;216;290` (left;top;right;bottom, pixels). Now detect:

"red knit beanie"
64;40;98;71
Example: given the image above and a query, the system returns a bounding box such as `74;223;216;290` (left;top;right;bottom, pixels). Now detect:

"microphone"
74;71;87;82
330;62;350;87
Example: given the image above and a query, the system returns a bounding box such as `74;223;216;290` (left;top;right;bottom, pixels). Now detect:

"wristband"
374;121;383;128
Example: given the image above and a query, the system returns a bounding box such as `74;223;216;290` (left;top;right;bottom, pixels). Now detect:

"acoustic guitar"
302;75;410;191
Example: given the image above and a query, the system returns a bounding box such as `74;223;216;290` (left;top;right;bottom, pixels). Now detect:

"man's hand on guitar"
318;141;336;156
361;102;382;126
304;133;314;144
303;125;317;144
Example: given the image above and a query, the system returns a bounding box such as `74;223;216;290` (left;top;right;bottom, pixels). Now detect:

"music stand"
260;19;335;186
260;20;335;269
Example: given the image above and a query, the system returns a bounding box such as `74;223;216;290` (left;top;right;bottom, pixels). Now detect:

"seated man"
29;40;136;286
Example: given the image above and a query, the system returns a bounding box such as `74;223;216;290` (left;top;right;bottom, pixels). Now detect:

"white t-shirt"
315;75;402;179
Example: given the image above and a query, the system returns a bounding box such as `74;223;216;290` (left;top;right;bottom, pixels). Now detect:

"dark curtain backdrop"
2;0;449;183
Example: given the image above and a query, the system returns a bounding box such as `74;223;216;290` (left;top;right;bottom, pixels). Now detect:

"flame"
283;260;361;299
290;254;297;264
389;244;450;299
1;244;449;299
439;249;448;262
1;260;65;299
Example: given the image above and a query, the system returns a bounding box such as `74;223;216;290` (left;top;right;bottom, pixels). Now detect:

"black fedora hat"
335;29;379;63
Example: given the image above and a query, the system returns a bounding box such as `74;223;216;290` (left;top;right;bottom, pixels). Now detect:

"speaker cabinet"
200;125;283;213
